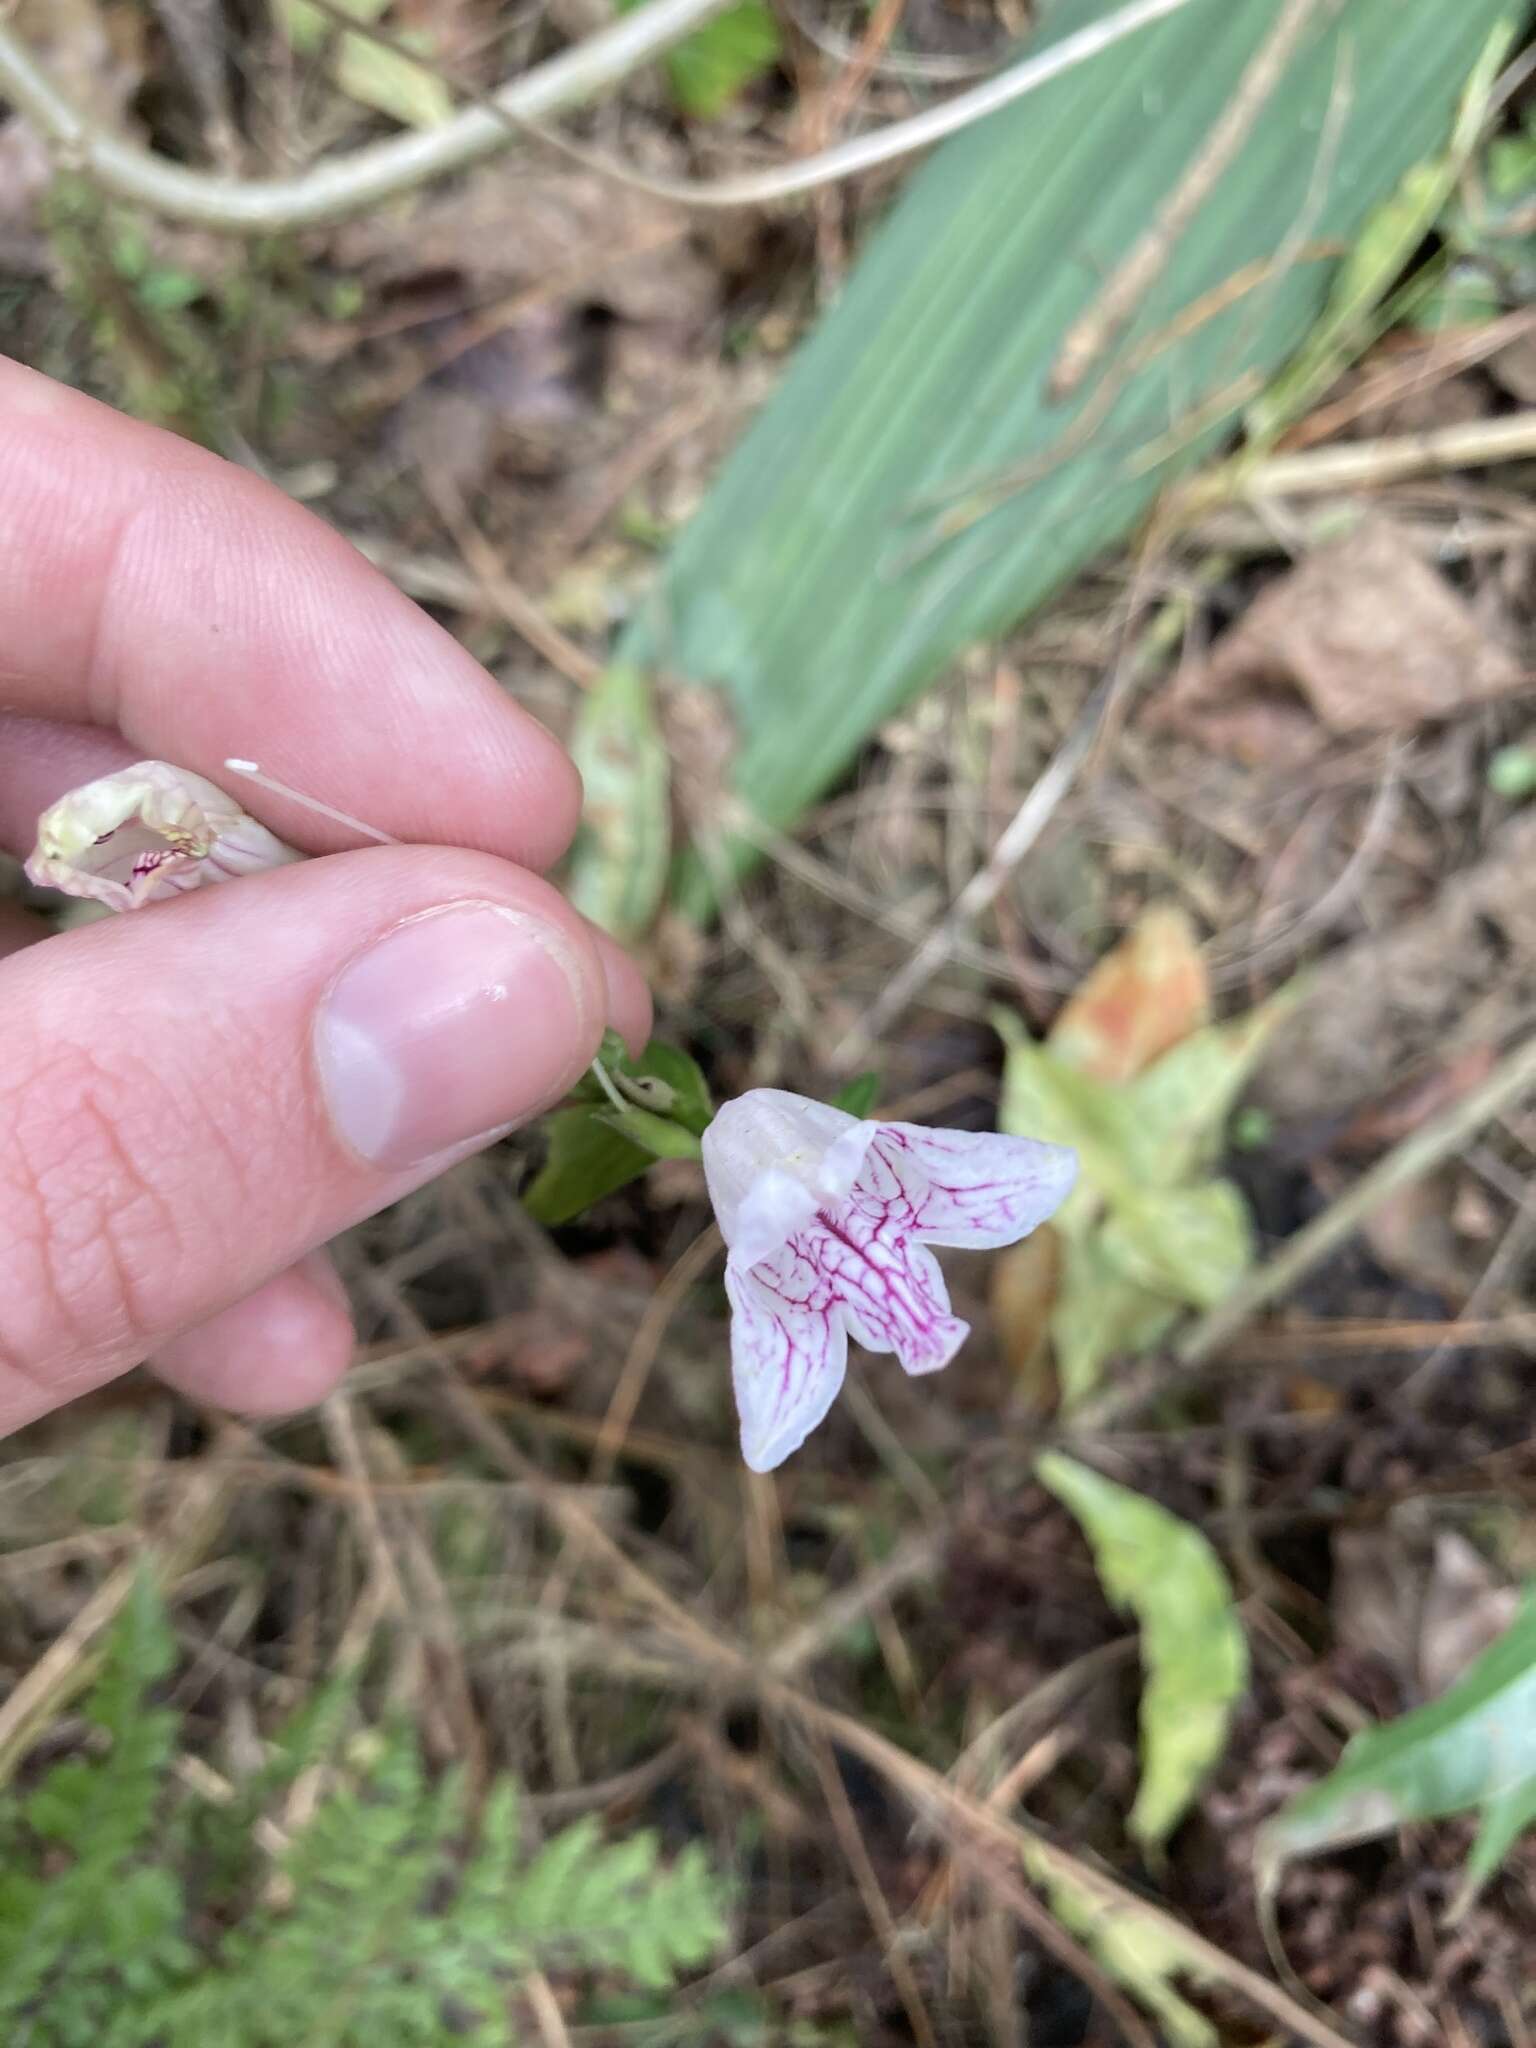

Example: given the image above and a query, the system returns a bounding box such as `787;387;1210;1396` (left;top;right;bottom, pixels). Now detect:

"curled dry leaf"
1158;518;1522;765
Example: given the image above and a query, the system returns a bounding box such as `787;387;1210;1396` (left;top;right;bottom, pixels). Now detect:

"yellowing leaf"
1048;906;1209;1085
1259;1590;1536;1922
334;29;452;129
995;1013;1157;1201
1021;1844;1218;2048
1126;984;1303;1185
1099;1180;1252;1312
1037;1454;1247;1846
1049;1232;1179;1409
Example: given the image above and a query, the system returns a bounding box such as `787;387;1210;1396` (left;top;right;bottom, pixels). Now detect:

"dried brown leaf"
1160;518;1522;763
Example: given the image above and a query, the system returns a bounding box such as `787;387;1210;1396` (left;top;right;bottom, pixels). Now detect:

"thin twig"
0;0;1200;229
830;678;1111;1070
437;1379;1351;2048
1050;0;1333;401
1177;410;1536;512
537;1225;721;1615
807;1730;942;2048
0;1462;228;1782
0;0;735;230
422;473;601;690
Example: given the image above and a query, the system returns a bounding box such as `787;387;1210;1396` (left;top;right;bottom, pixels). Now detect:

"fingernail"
316;902;587;1169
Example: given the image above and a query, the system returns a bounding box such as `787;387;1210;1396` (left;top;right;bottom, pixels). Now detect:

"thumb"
0;846;613;1434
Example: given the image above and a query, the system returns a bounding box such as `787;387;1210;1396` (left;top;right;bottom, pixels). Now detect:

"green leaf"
614;0;1515;911
615;0;780;118
1020;1845;1218;2048
1246;17;1514;444
1098;1179;1252;1311
1050;1233;1180;1408
595;1105;705;1160
829;1072;882;1119
524;1039;712;1224
1489;744;1536;801
1037;1454;1247;1844
1122;986;1301;1185
624;1041;714;1138
1258;1590;1536;1920
578;1036;714;1135
666;0;780;117
334;29;454;129
279;0;453;129
523;1108;652;1226
567;664;672;943
995;1013;1155;1202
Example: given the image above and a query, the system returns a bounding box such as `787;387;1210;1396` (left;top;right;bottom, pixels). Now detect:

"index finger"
0;355;582;870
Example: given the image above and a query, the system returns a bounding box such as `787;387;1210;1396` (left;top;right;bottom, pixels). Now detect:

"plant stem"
0;0;1200;231
0;0;735;232
1178;409;1536;512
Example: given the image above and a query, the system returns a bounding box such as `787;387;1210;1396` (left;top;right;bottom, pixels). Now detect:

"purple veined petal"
871;1122;1078;1251
703;1088;877;1267
726;1246;850;1473
802;1168;970;1377
731;1167;821;1272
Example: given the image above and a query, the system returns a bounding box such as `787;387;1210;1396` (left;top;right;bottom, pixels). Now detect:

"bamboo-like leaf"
1038;1453;1247;1844
604;0;1512;914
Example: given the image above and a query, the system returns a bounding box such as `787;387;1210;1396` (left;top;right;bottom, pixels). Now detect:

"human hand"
0;355;650;1437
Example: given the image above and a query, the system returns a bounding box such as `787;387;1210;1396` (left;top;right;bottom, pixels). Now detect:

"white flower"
26;761;301;912
702;1089;1077;1472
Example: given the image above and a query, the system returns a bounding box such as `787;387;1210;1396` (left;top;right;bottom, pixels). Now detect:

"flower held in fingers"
26;760;301;911
702;1089;1077;1471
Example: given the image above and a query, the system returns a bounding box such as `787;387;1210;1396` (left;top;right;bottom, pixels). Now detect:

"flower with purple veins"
701;1088;1077;1472
26;761;301;912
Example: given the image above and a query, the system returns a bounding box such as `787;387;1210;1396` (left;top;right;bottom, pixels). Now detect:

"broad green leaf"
1098;1179;1252;1312
522;1110;643;1225
1020;1845;1217;2047
1258;1591;1536;1921
1124;985;1301;1185
617;0;1514;910
1051;1233;1180;1408
1038;1454;1247;1844
995;1013;1157;1201
566;665;671;943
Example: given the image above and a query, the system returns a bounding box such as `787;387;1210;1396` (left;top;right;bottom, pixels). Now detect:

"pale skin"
0;354;652;1437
